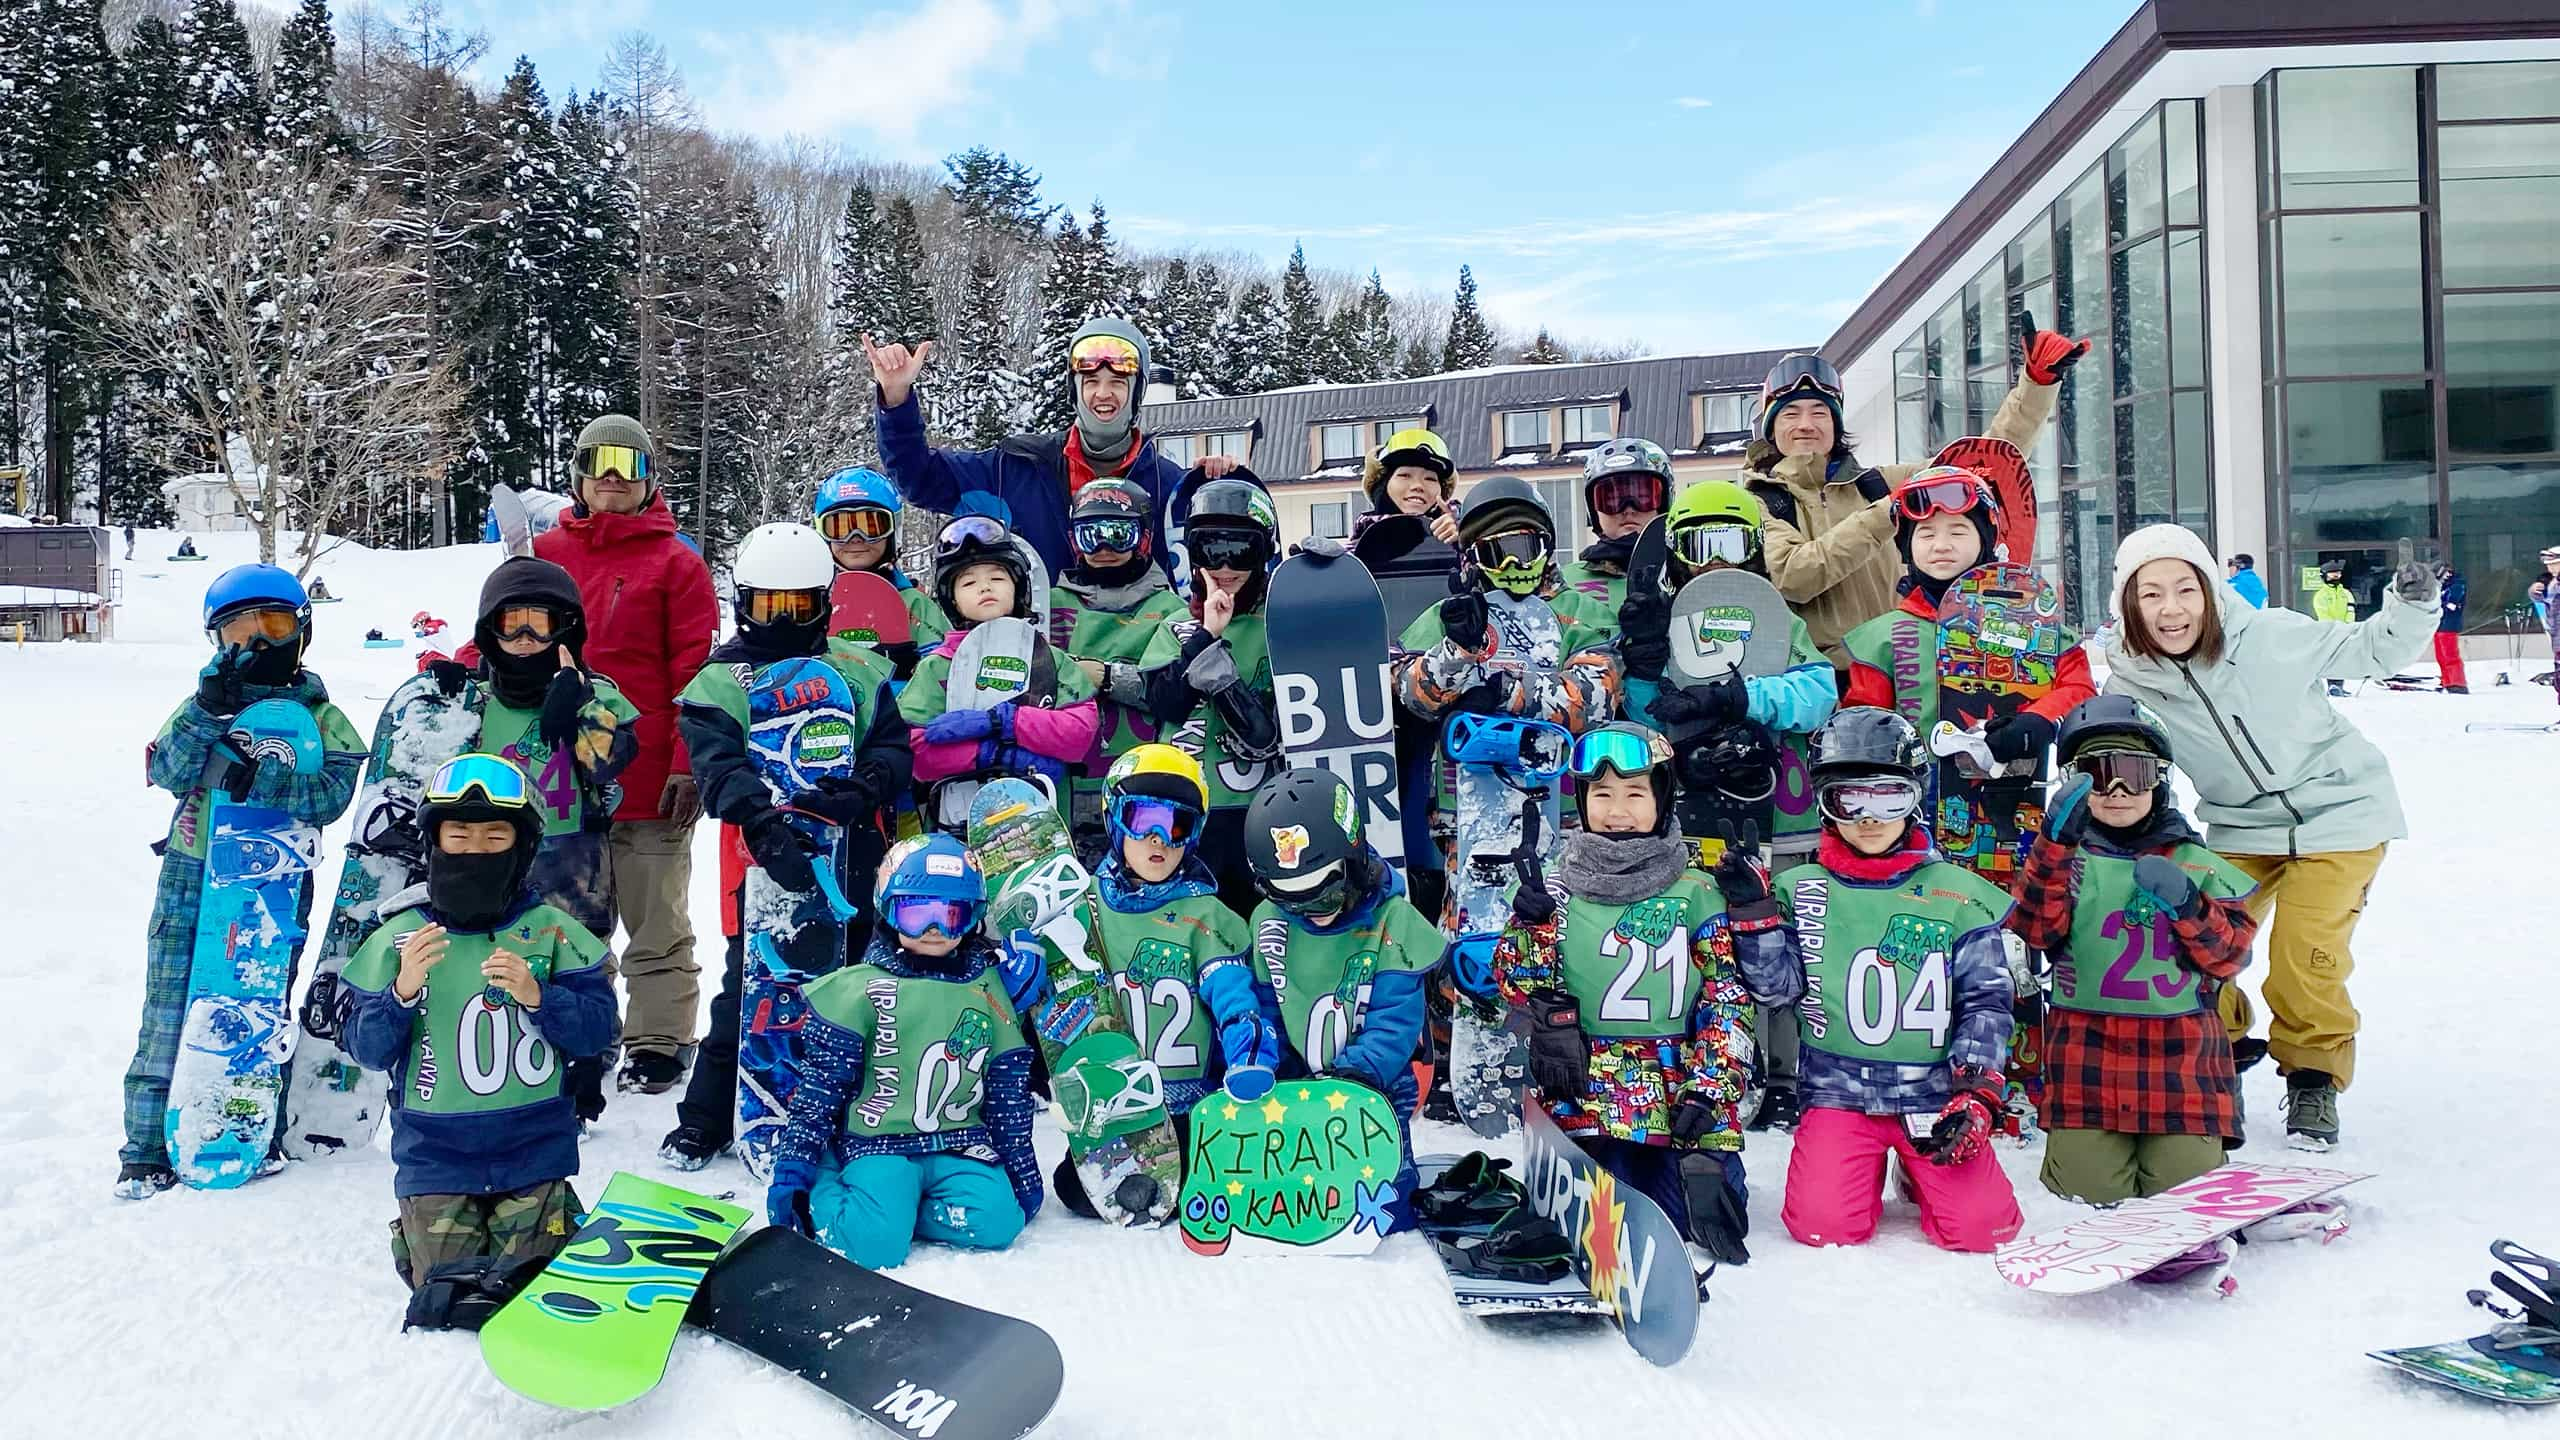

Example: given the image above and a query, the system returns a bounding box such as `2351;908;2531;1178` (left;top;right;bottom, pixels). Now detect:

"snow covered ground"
3;528;2550;1437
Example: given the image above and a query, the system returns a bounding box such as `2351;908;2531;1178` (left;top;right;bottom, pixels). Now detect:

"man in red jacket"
536;413;720;1103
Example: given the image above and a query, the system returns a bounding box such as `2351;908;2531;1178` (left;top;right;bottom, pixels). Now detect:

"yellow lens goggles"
576;444;651;482
212;607;301;646
1070;335;1142;376
745;588;825;625
818;507;896;542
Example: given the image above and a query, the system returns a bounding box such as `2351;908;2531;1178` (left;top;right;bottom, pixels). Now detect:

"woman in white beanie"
2093;524;2436;1151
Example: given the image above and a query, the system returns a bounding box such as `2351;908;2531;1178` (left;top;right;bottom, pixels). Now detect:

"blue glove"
921;706;999;745
997;930;1052;1012
2133;854;2204;920
765;1156;818;1236
2040;772;2093;847
1219;1009;1278;1099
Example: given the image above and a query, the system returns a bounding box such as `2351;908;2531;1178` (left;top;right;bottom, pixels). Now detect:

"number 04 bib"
1781;863;2009;1068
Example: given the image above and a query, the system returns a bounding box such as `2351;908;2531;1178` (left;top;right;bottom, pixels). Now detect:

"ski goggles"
1069;334;1143;377
1261;859;1349;917
1759;354;1844;408
1072;517;1143;555
1895;469;1999;524
426;753;535;810
1186;530;1266;573
490;605;563;643
1589;472;1668;517
210;605;301;647
939;515;1011;550
743;587;826;625
2071;749;2167;796
1671;523;1755;569
886;894;981;940
1470;530;1551;571
1110;794;1202;847
818;506;896;542
575;444;650;482
1816;775;1924;824
1569;727;1667;781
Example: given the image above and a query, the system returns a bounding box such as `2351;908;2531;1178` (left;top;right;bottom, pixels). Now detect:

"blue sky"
456;0;2138;356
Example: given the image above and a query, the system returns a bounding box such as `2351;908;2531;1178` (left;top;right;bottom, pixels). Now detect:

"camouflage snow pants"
391;1180;582;1289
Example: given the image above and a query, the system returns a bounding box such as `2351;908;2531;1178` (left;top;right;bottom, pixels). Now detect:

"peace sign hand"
860;333;934;408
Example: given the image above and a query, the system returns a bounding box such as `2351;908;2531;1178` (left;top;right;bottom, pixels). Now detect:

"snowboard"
1415;1151;1613;1323
1520;1102;1703;1366
1933;436;2037;565
689;1226;1067;1440
830;571;914;649
1442;705;1573;1139
933;617;1046;832
479;1172;751;1411
1993;1163;2371;1295
967;779;1183;1225
1352;512;1460;640
1178;1076;1401;1257
1267;546;1403;867
1663;568;1792;852
1932;564;2065;887
2465;722;2560;734
2370;1238;2560;1406
491;484;534;559
283;671;484;1159
736;657;867;1181
166;699;326;1188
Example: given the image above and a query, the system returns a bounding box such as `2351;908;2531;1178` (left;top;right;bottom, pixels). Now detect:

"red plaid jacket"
2008;830;2258;1139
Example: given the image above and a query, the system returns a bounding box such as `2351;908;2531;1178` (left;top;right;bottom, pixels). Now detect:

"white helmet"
733;522;835;592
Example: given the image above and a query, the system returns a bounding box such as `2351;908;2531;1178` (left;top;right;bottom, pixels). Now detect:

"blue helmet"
874;833;986;911
814;466;902;521
202;563;312;634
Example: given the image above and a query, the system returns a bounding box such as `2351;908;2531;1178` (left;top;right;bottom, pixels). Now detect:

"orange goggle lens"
818;507;896;542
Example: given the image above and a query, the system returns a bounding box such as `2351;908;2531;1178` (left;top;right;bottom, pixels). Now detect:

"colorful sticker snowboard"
1934;435;2036;565
1994;1163;2370;1295
1177;1076;1401;1257
1932;564;2064;886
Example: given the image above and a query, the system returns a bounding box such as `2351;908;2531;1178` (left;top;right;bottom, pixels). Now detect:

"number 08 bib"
1782;865;2008;1067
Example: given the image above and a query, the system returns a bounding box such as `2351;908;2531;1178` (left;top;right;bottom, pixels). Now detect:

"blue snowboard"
736;657;865;1180
168;698;325;1188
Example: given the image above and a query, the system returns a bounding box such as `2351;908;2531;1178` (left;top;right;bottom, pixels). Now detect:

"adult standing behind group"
862;316;1239;580
534;414;721;1105
1745;325;2089;666
2095;523;2437;1151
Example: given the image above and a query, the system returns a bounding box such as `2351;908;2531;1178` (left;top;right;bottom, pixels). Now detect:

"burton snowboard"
1932;436;2037;565
1416;1151;1612;1324
1932;564;2065;886
2370;1239;2560;1406
830;571;914;649
690;1226;1067;1440
1352;512;1460;640
968;779;1182;1225
1994;1163;2370;1295
491;484;534;558
167;699;325;1188
1442;709;1572;1139
1267;546;1403;867
284;670;483;1159
932;618;1048;832
1178;1076;1401;1257
479;1173;750;1410
1662;568;1792;852
1520;1103;1703;1366
735;657;866;1180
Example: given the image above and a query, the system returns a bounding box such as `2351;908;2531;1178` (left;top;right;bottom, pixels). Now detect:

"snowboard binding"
1413;1151;1527;1232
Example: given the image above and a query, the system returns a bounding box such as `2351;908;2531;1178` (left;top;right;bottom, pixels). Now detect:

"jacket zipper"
599;576;627;641
2174;660;2304;859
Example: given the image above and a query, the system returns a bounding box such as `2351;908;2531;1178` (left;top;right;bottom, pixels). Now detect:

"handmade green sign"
1178;1076;1401;1257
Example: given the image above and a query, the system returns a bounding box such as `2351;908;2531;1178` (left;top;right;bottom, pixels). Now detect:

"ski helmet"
1104;743;1208;850
1244;767;1366;917
1756;353;1844;442
874;833;987;941
813;466;902;551
471;556;587;708
419;752;544;926
1580;438;1674;529
2055;694;2174;767
203;562;312;637
1808;706;1925;784
731;522;836;651
1568;722;1677;837
1664;479;1765;572
1890;465;2000;570
1070;478;1154;563
1181;474;1278;604
203;562;314;678
1456;476;1555;597
932;514;1032;620
1364;427;1455;510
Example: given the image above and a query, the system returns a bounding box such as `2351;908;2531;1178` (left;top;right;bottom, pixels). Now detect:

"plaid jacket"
2008;822;2258;1138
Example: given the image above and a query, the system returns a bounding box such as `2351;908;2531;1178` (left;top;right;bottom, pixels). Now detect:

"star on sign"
1220;1101;1238;1121
1297;1087;1312;1101
1360;1165;1375;1180
1260;1096;1287;1123
1325;1090;1348;1111
1227;1180;1244;1195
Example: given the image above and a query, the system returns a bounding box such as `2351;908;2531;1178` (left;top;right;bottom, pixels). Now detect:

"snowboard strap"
402;1252;551;1332
2486;1240;2560;1330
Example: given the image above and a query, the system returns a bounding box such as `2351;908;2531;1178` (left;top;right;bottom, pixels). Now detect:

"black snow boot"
114;1161;177;1200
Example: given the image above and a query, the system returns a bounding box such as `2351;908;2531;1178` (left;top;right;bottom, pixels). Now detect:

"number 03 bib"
1781;863;2009;1067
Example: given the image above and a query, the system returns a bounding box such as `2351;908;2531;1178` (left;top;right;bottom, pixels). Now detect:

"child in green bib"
2007;697;2258;1204
1494;722;1757;1264
1722;706;2024;1253
764;834;1042;1269
339;753;620;1289
1057;480;1189;849
1237;768;1444;1230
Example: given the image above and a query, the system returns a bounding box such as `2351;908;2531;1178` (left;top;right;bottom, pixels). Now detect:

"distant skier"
2434;564;2468;693
2223;554;2266;609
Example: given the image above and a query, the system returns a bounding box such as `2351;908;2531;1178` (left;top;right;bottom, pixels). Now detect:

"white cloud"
464;0;656;55
695;0;1064;154
1672;96;1712;109
1119;199;1938;265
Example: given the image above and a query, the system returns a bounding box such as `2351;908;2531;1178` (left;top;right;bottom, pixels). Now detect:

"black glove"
1524;993;1588;1101
1925;1072;2005;1167
883;640;921;681
1618;588;1671;681
196;652;247;717
1711;825;1771;909
1677;1151;1751;1266
1983;711;2056;765
1439;580;1491;653
219;748;261;803
2132;853;2204;921
790;774;879;829
1510;874;1557;927
424;658;472;698
742;809;818;893
538;667;592;751
1647;684;1710;729
1853;468;1890;503
1699;673;1748;725
1668;1093;1719;1145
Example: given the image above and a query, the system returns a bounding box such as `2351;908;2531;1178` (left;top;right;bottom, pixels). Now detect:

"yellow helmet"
1362;427;1454;507
1106;742;1208;813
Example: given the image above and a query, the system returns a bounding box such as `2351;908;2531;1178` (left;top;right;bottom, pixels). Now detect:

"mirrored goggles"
744;588;826;625
1569;727;1663;781
819;506;896;542
939;515;1010;549
1589;472;1667;518
1470;531;1550;571
1111;795;1202;847
1069;334;1143;376
491;605;561;643
2071;750;2166;796
575;444;650;482
1816;776;1924;824
1261;859;1349;916
1671;524;1755;568
1072;517;1143;555
886;894;980;940
1187;531;1265;573
426;753;534;809
1761;354;1844;405
211;606;301;647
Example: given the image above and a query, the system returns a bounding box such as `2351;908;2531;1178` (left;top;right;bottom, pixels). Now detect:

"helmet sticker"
1270;824;1310;869
925;853;965;878
1331;783;1359;841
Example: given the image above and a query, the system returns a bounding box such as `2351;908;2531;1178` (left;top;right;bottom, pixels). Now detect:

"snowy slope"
2;531;2549;1437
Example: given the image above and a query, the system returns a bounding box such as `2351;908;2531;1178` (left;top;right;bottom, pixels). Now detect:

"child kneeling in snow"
765;835;1041;1268
1726;707;2023;1253
340;753;620;1287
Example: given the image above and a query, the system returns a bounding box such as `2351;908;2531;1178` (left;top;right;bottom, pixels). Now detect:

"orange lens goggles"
1070;335;1142;377
494;605;560;642
213;607;300;646
818;507;896;542
745;588;825;625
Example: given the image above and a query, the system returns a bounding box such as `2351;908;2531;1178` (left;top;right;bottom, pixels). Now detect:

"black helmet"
1243;767;1366;917
419;753;545;929
1455;475;1555;547
472;557;587;708
2055;695;2173;767
1184;473;1278;538
932;514;1031;620
1808;706;1924;783
1579;438;1674;530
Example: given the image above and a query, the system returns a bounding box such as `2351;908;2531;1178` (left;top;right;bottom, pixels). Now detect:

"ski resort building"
1827;0;2560;635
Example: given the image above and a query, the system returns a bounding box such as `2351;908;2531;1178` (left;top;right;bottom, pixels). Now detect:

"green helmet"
1664;480;1764;572
1666;479;1762;532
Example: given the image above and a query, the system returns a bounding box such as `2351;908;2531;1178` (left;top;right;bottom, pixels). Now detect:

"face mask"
428;846;527;932
482;641;559;707
240;640;304;689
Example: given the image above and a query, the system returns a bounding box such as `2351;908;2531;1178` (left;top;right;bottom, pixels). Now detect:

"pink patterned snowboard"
1994;1164;2371;1295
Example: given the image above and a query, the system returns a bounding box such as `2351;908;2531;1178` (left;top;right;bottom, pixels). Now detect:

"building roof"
1823;0;2560;370
1139;349;1801;482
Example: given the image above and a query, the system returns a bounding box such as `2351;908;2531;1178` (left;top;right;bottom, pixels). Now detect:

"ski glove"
1983;711;2056;765
1668;1093;1721;1145
742;809;819;894
1677;1151;1751;1266
1509;876;1558;927
195;651;247;717
922;703;1010;745
1712;827;1774;911
788;775;877;830
997;930;1052;1013
1925;1070;2005;1167
2392;560;2440;608
2132;854;2204;921
219;749;262;803
1618;587;1672;681
1439;577;1492;654
538;667;593;751
765;1156;818;1237
1853;469;1891;504
2022;315;2093;385
424;658;473;699
2041;772;2094;848
1524;993;1589;1101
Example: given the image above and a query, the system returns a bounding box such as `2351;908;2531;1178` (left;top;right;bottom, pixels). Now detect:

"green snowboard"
479;1173;750;1411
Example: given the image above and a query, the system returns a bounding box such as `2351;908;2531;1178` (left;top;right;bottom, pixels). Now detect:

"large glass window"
2278;213;2426;376
1500;410;1549;452
1318;423;1365;465
1562;404;1615;447
2437;60;2560;122
2439;123;2560;289
2277;67;2419;208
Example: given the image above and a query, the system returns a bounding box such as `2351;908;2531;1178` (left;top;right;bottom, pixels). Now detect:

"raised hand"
860;332;935;409
395;922;451;1003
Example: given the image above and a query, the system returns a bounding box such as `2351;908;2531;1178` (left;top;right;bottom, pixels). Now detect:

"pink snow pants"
1782;1106;2022;1253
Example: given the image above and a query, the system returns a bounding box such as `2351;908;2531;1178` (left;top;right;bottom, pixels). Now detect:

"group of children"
128;405;2289;1301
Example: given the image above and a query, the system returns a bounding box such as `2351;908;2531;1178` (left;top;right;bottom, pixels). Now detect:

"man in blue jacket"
861;316;1239;580
2225;554;2268;609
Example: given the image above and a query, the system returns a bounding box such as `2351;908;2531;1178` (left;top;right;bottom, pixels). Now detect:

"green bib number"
1790;873;1970;1067
478;704;582;837
2053;848;2238;1017
1555;882;1714;1038
410;934;560;1115
813;967;1019;1140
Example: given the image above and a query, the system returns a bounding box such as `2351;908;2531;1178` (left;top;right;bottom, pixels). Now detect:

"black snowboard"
1268;547;1404;867
688;1227;1065;1440
1353;513;1459;640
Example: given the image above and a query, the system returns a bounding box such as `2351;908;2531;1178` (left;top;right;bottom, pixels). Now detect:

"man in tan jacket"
1747;329;2086;666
